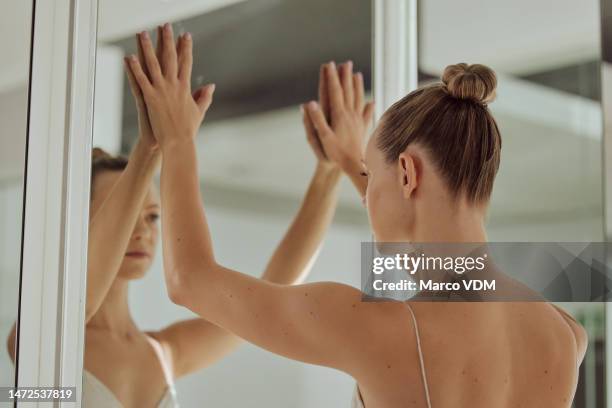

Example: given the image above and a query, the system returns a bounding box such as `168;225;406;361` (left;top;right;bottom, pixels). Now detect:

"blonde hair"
377;63;501;203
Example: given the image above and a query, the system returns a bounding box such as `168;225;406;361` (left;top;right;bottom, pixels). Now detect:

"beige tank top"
82;335;179;407
351;303;432;408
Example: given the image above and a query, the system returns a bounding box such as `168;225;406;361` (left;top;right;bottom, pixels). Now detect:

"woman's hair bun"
442;63;497;105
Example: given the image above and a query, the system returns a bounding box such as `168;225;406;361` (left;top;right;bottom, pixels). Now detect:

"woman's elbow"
168;282;190;306
165;263;205;307
166;268;190;305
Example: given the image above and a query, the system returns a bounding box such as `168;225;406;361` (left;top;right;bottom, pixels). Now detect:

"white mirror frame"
15;0;98;406
603;2;612;407
373;0;417;118
603;63;612;408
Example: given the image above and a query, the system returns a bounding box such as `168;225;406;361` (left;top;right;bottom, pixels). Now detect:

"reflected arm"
86;143;159;322
262;163;341;283
85;35;164;323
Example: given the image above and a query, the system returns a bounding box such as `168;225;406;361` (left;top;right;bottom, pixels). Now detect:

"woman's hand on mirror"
127;24;215;151
302;62;333;168
123;27;165;154
301;103;339;173
307;61;374;196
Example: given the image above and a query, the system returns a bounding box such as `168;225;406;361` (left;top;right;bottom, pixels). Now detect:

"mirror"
0;0;34;404
87;0;370;406
417;1;604;406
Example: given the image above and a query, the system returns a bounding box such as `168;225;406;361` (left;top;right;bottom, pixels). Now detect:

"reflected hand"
126;24;215;151
305;61;374;177
124;27;162;152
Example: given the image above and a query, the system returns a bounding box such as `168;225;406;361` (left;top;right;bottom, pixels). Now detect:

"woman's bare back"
356;302;586;408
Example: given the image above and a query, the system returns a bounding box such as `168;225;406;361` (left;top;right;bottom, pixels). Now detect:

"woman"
127;25;587;407
6;27;372;408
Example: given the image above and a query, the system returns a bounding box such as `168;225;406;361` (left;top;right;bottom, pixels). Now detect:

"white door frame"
16;0;98;406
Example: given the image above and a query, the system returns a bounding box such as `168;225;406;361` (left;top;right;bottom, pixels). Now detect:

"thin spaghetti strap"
145;335;176;388
404;303;433;408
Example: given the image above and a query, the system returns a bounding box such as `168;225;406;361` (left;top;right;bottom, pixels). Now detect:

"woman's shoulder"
548;304;588;362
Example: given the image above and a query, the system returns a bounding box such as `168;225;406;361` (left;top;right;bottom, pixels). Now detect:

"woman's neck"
87;278;139;337
412;196;488;243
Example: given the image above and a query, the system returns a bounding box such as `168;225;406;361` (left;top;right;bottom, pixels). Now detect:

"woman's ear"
397;152;418;199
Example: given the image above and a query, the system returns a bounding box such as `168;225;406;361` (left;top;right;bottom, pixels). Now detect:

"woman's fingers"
178;33;193;82
127;55;154;95
136;32;151;80
138;31;162;83
341;61;354;109
193;84;216;116
161;23;178;78
302;104;327;160
124;59;145;109
363;102;375;126
354;72;365;112
318;64;331;122
326;62;345;116
307;101;332;137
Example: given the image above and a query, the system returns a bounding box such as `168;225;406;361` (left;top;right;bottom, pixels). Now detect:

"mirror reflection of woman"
129;25;588;408
6;27;372;408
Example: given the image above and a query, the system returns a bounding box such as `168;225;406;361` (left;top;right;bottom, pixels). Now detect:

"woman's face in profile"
91;170;160;279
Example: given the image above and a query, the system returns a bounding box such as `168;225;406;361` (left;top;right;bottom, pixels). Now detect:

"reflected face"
363;128;412;242
90;170;160;280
